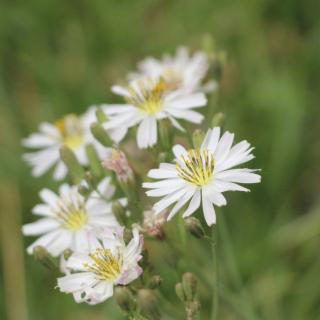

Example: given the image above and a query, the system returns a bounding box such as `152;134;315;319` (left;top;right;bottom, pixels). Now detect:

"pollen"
176;149;214;187
55;114;84;150
55;196;88;231
84;248;122;281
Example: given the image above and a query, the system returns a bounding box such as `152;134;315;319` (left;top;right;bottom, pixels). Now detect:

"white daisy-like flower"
22;177;120;256
143;127;261;226
130;46;217;94
57;227;143;305
102;78;207;149
22;107;106;180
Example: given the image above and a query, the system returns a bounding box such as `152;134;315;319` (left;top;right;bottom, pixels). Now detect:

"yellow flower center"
84;248;122;281
55;114;84;150
176;149;214;187
55;196;88;231
126;79;172;115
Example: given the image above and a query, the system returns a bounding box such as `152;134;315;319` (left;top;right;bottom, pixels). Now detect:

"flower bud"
148;275;163;289
182;272;198;302
175;282;186;302
185;217;205;239
59;146;84;184
90;122;112;147
33;246;58;271
78;185;90;198
63;249;73;260
115;286;136;313
192;129;205;149
95;107;108;124
85;144;103;177
137;289;161;320
112;200;127;225
211;112;226;128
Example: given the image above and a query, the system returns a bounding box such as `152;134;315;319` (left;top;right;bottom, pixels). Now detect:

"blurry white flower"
102;78;207;148
143;127;261;226
22;107;105;180
22;177;119;256
130;46;217;94
57;228;143;305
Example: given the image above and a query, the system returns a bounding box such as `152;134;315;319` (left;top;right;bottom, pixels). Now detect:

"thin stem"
211;223;219;320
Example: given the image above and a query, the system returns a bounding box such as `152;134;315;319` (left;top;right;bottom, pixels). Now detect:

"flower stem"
211;222;219;320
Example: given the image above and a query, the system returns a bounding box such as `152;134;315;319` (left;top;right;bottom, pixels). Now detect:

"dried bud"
148;275;163;289
115;286;136;313
192;129;205;148
185;217;205;239
137;289;161;320
103;149;134;184
33;246;58;271
211;112;226;128
175;282;186;302
142;209;168;240
182;273;198;302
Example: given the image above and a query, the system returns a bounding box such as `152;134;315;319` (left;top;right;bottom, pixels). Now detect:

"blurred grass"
0;0;320;319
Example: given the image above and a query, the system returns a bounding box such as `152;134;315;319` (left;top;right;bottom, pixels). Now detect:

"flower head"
130;46;217;94
102;77;207;149
22;177;119;256
22;107;105;180
143;127;261;226
57;228;143;305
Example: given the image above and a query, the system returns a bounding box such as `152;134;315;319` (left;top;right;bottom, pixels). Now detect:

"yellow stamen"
55;114;84;150
84;248;122;281
176;149;214;187
55;196;88;231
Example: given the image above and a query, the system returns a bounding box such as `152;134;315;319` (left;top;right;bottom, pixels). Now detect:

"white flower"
130;46;217;94
143;127;261;226
57;228;143;305
22;177;119;256
102;78;207;149
22;107;106;180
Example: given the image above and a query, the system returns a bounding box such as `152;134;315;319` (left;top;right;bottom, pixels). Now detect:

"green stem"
211;223;219;320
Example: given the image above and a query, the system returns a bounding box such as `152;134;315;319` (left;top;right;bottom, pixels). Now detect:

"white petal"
39;188;58;207
172;144;187;159
147;168;178;179
214;131;234;163
166;109;204;124
202;192;216;226
137;118;150;149
32;204;53;216
22;218;59;236
215;169;261;184
205;127;221;153
153;188;188;214
182;189;201;218
57;272;97;293
111;85;130;97
143;178;182;189
166;93;207;109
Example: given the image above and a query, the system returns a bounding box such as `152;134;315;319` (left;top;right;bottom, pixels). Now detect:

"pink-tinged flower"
142;209;169;240
143;127;261;226
57;228;144;305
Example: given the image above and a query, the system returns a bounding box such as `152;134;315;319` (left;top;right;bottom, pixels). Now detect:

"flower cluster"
22;45;261;316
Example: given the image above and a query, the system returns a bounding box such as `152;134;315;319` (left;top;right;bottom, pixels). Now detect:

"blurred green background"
1;0;320;319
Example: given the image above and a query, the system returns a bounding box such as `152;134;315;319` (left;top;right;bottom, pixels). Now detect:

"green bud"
185;217;205;239
85;144;103;177
115;286;136;313
60;146;84;184
175;282;186;302
78;185;91;198
112;200;126;225
90;122;112;147
182;272;198;302
33;246;58;271
137;289;161;320
148;275;163;289
84;171;98;189
192;129;205;148
95;107;108;124
211;112;226;128
159;119;172;150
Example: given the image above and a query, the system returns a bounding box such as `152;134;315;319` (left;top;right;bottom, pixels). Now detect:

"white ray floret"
130;46;217;94
57;227;143;305
143;127;261;226
101;77;207;149
22;107;106;180
22;177;120;256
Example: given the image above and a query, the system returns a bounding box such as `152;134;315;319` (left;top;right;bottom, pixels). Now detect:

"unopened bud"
192;129;205;148
60;146;84;184
85;144;103;177
182;272;198;302
211;112;226;128
78;185;90;198
123;228;133;244
95;107;108;124
90;122;112;147
33;246;58;271
115;286;136;313
84;171;98;189
175;282;186;302
137;289;161;320
112;200;127;225
148;275;163;289
185;217;205;239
